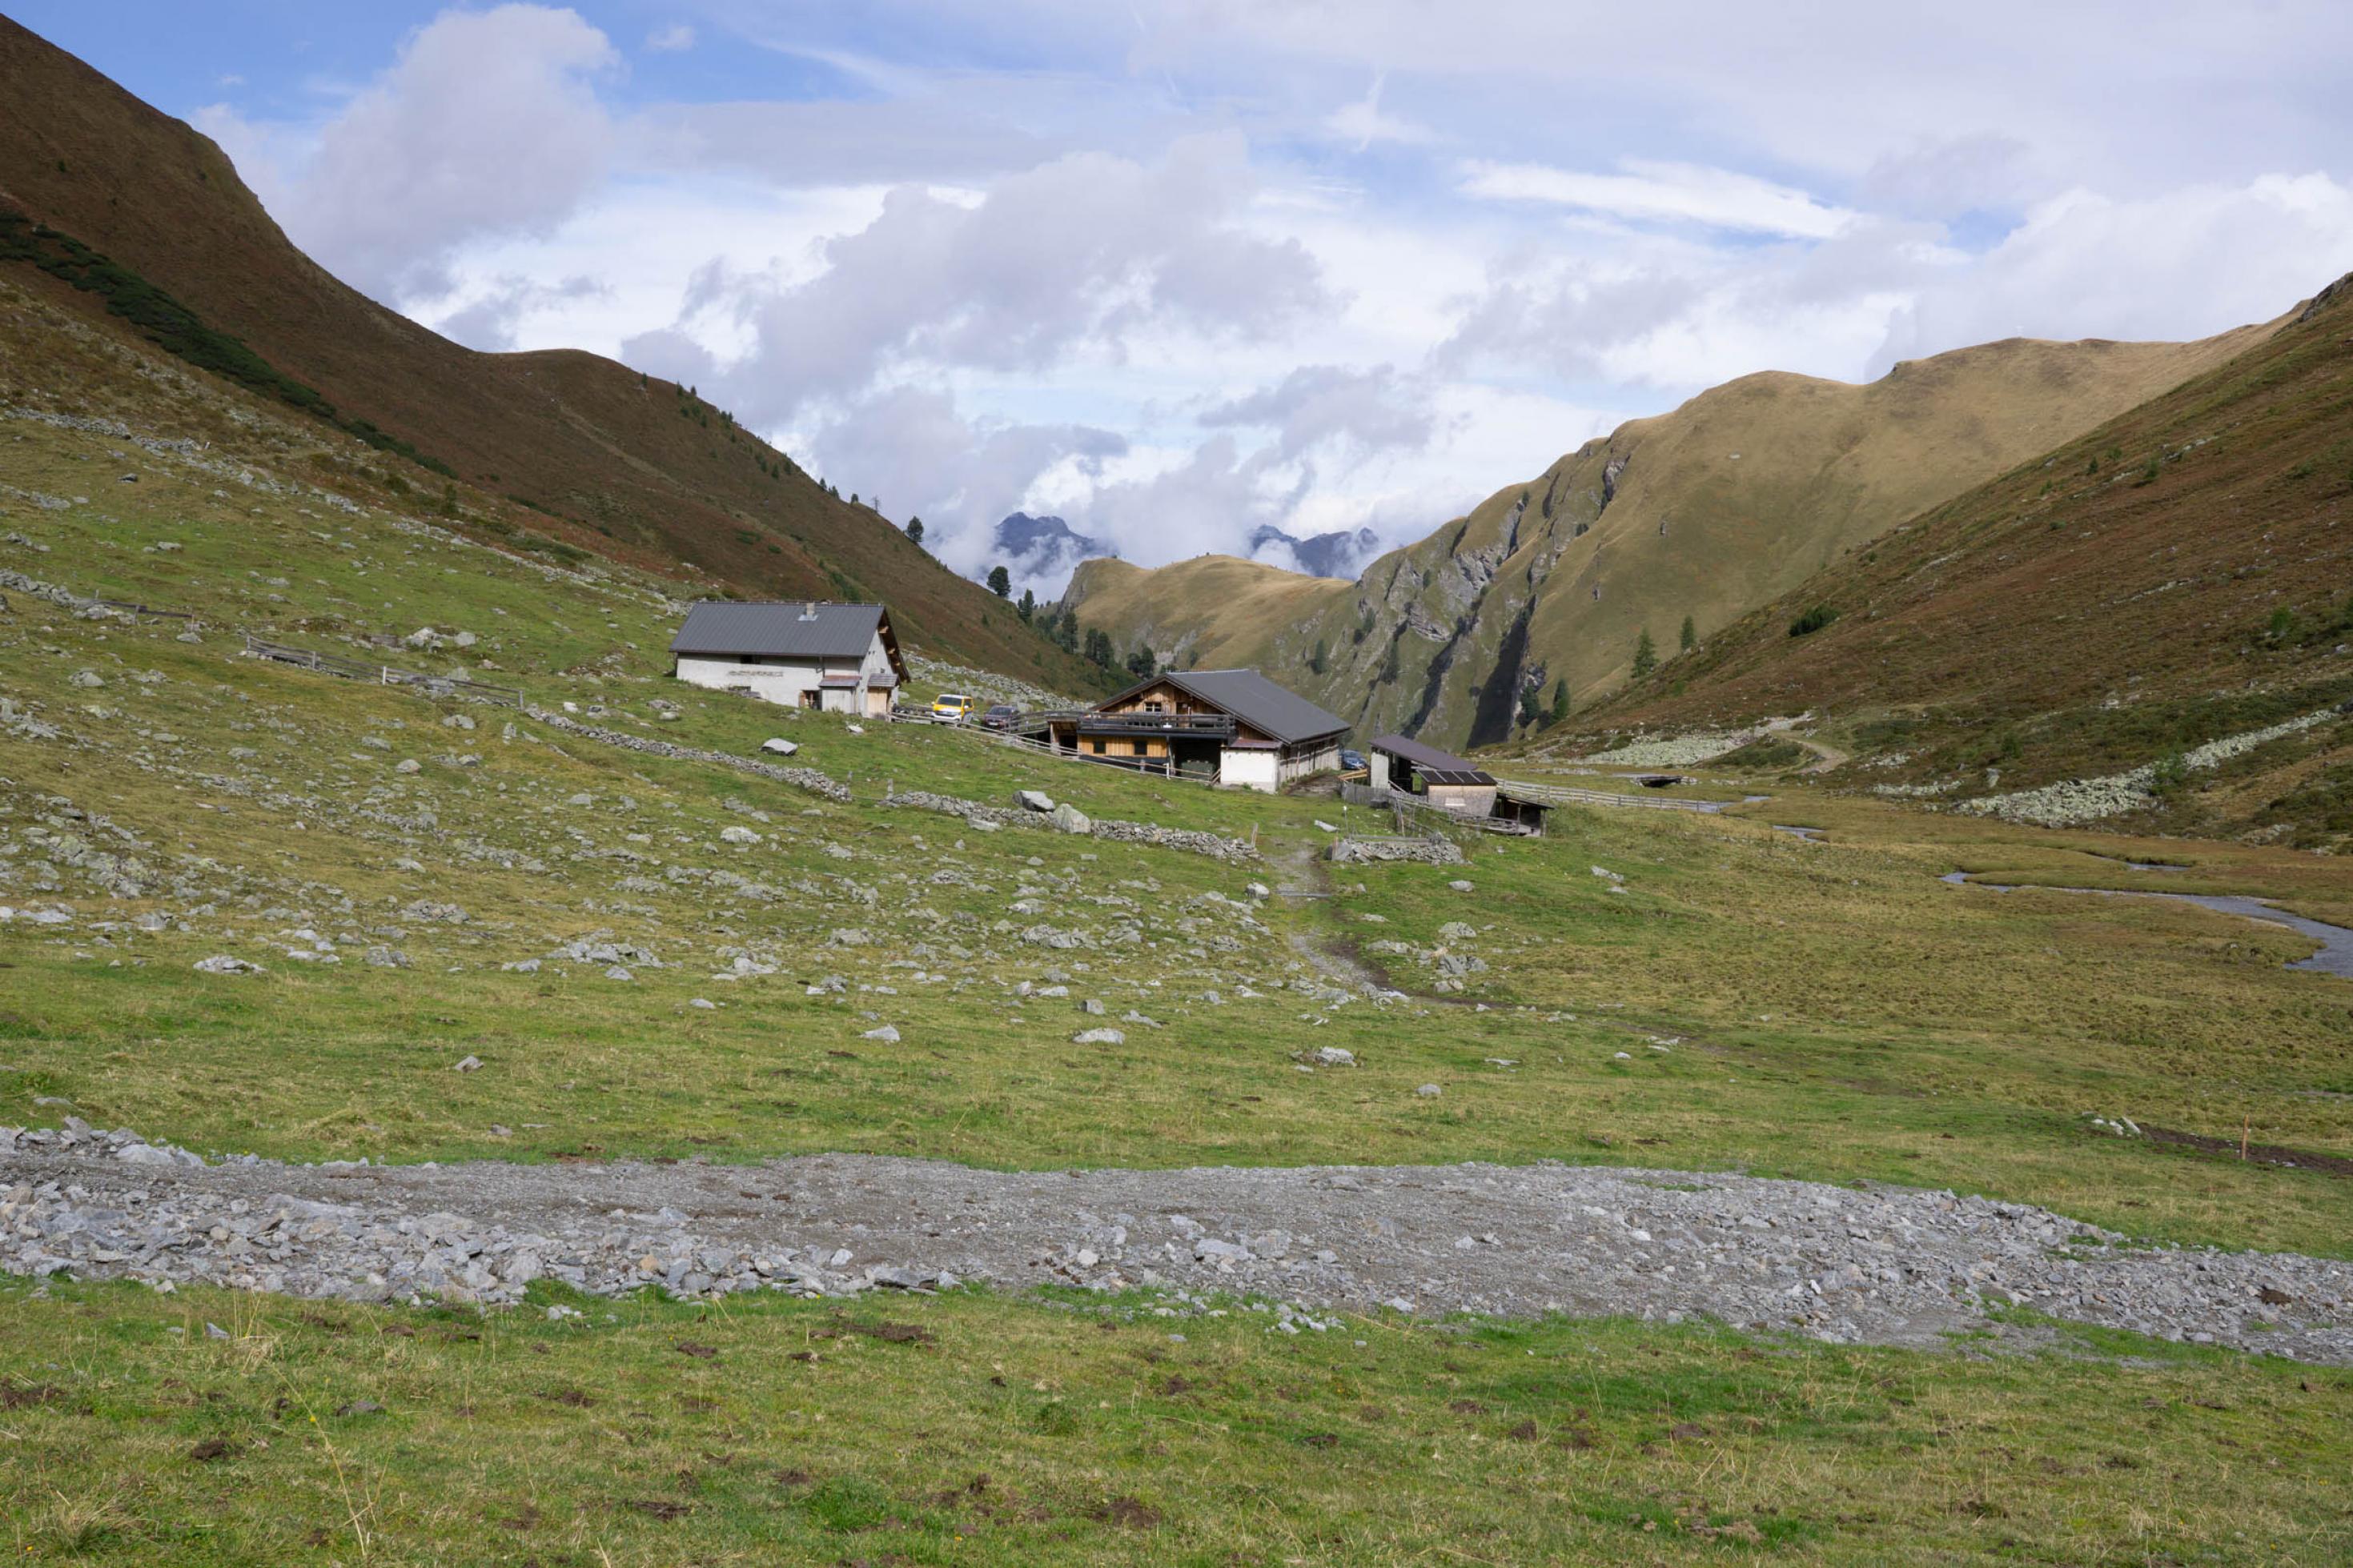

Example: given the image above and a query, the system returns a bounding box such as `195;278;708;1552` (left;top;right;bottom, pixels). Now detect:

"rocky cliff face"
1062;323;2279;752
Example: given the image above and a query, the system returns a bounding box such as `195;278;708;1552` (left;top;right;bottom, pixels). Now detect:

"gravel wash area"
6;1121;2351;1363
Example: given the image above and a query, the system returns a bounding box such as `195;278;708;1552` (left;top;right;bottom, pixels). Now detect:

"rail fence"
243;634;524;708
1338;780;1524;836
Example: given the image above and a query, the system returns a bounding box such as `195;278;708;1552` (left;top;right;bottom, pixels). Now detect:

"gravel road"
7;1121;2349;1362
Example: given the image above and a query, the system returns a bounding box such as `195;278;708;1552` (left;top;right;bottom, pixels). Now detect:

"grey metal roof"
1156;668;1348;746
1420;767;1497;788
1369;732;1476;772
670;601;896;668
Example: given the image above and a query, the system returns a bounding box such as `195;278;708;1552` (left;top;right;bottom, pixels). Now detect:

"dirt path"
1789;735;1849;774
7;1125;2351;1361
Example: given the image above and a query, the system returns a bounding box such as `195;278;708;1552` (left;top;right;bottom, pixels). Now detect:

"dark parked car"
979;704;1022;731
1339;748;1367;772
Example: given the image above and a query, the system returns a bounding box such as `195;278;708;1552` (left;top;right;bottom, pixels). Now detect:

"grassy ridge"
1578;268;2353;845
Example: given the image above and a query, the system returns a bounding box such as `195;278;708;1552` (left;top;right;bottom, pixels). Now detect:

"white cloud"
1872;174;2353;367
179;0;2353;591
661;133;1329;427
646;22;697;52
1460;159;1856;239
803;384;1126;576
212;4;620;302
1199;363;1431;459
430;273;612;351
1324;72;1434;150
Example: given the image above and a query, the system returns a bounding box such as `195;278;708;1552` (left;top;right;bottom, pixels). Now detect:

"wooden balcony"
1043;709;1236;738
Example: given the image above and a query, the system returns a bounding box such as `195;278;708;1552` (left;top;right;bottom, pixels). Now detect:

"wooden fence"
243;635;524;708
1338;780;1523;836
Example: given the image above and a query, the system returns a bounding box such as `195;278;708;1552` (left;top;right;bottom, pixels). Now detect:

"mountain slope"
1561;271;2353;845
1064;324;2276;751
0;15;1096;690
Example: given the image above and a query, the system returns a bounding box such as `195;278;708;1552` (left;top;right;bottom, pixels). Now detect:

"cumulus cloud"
1870;174;2353;367
218;4;620;302
183;0;2353;586
433;274;612;351
803;385;1126;572
1435;225;1933;392
1200;364;1432;459
675;133;1329;426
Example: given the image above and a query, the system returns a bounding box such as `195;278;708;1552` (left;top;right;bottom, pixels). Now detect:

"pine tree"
1680;614;1696;652
986;565;1010;598
1517;687;1540;728
1308;637;1327;676
1550;678;1569;726
905;516;924;547
1017;588;1035;624
1632;628;1657;678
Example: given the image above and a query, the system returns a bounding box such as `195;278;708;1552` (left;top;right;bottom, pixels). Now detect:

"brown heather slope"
0;16;1098;690
1064;326;2275;752
1560;272;2353;847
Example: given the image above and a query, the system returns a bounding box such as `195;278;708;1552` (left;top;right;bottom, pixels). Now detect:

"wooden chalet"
1042;668;1348;792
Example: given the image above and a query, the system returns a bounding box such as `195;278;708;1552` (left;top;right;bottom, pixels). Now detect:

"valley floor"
2;374;2351;1563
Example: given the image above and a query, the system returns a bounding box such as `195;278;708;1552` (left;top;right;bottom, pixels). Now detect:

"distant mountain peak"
1248;523;1379;579
993;511;1113;585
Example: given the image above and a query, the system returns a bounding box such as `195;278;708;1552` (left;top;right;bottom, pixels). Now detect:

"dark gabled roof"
1369;732;1476;772
1096;668;1348;746
669;601;906;679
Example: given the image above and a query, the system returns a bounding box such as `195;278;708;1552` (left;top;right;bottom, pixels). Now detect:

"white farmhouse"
668;600;907;716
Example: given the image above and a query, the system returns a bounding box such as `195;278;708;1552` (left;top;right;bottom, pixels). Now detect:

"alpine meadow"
2;7;2351;1566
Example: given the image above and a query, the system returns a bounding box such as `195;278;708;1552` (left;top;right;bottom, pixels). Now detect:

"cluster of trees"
1502;612;1701;736
1627;614;1701;684
1518;678;1572;731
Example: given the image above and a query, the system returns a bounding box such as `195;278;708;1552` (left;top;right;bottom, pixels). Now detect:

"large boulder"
1049;802;1092;835
760;737;799;756
1016;789;1055;813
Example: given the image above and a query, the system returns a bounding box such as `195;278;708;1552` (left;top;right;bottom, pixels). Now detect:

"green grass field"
4;383;2352;1563
6;1278;2349;1566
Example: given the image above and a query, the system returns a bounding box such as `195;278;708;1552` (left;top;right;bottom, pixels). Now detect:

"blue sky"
16;2;2353;589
